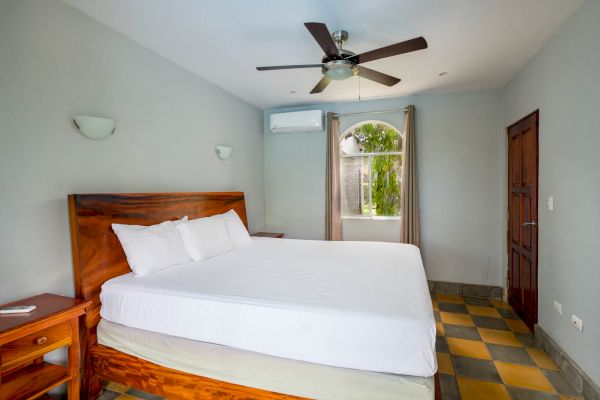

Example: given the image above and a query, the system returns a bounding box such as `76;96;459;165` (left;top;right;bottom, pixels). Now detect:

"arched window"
340;121;403;218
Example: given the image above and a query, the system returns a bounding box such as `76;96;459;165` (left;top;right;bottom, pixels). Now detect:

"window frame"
339;121;404;220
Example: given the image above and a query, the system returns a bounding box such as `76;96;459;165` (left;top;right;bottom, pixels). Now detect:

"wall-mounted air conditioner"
270;110;323;134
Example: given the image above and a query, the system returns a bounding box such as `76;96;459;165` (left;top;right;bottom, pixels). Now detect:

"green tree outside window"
350;123;402;216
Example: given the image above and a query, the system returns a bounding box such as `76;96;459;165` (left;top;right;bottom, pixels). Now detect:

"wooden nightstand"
252;232;285;238
0;293;89;400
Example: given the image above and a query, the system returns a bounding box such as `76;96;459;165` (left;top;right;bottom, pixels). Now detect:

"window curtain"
400;105;420;246
325;112;342;241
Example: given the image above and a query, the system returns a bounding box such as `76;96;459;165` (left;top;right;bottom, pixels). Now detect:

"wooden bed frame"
68;191;440;400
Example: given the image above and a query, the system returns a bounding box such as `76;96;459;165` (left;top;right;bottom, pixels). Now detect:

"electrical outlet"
571;314;583;332
553;300;562;315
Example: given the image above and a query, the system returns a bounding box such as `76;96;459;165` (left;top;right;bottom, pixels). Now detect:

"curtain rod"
332;108;407;118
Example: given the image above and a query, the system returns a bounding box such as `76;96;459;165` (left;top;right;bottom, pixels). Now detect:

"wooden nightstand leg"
68;318;80;400
80;362;102;400
80;324;102;400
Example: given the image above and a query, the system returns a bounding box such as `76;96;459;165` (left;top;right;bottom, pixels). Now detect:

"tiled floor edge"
428;280;503;300
535;324;600;400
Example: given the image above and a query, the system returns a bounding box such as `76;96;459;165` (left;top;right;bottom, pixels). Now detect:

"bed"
68;192;440;400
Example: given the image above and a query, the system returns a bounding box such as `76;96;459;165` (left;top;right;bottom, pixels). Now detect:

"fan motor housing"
321;48;355;62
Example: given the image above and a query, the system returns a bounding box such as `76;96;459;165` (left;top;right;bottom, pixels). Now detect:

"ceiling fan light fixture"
324;60;357;81
325;67;354;80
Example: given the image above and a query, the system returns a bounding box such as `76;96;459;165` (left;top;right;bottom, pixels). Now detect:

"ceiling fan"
256;22;428;94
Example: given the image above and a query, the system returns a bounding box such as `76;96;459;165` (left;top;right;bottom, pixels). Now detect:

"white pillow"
112;217;191;276
217;210;252;247
176;216;234;261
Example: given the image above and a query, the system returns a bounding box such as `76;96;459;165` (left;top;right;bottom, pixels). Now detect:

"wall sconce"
74;115;115;140
215;145;233;160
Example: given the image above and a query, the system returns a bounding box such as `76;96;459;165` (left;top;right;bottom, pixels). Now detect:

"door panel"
522;195;532;249
510;249;521;305
507;111;538;330
510;135;521;185
511;194;520;243
522;128;535;184
521;254;531;294
522;254;533;317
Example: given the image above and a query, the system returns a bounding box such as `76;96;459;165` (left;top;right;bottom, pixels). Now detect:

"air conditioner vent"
270;110;323;134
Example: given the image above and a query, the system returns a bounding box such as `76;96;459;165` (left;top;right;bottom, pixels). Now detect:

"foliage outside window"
340;122;403;217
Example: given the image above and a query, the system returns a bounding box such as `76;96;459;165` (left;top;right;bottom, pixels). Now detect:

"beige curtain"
401;105;420;246
325;112;342;241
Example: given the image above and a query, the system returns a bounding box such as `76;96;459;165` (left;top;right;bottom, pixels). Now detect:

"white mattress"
98;319;434;400
100;237;436;377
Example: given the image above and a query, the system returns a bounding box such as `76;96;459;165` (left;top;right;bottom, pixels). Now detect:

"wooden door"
507;111;539;329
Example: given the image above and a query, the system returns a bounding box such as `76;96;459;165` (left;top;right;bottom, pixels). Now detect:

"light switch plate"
547;196;554;211
553;300;562;315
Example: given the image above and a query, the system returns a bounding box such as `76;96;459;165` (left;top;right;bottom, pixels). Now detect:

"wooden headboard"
68;192;248;329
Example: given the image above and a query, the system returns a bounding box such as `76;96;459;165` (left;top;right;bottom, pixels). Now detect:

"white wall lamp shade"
215;145;233;160
74;115;115;140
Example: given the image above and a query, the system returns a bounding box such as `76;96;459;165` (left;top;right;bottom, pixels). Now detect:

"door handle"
522;221;537;227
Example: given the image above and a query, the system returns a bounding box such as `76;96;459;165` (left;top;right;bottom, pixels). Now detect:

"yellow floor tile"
447;337;491;360
440;311;475;327
527;348;560;371
457;377;511;400
495;361;555;392
115;395;139;400
432;300;439;311
105;382;129;393
436;321;445;336
437;352;454;375
467;305;502;318
478;328;522;347
506;319;531;333
435;294;465;304
491;299;513;309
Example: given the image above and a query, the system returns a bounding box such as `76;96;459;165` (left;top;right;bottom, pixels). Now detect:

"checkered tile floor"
434;293;581;400
100;294;581;400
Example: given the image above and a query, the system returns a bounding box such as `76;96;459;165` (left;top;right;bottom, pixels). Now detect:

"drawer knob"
36;336;48;345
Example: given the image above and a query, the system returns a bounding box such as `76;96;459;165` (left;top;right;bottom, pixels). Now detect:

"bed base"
88;343;441;400
68;192;440;400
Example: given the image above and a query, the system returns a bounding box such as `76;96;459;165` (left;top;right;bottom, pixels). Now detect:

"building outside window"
340;121;403;218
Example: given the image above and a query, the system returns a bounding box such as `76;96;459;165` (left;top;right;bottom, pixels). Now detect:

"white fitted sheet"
98;319;434;400
100;237;436;377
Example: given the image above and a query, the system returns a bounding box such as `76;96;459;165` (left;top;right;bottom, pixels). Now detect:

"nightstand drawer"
1;321;71;369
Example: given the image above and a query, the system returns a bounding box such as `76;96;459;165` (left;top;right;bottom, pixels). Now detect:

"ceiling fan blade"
347;37;428;64
257;64;323;71
310;76;332;94
357;66;400;87
304;22;341;58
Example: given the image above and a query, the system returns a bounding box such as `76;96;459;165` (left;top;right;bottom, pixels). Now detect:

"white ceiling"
62;0;582;109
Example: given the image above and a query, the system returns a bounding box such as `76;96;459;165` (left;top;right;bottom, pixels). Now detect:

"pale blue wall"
264;91;505;287
502;0;600;384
